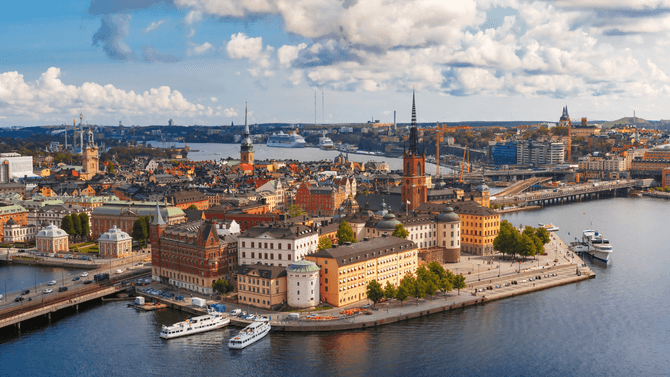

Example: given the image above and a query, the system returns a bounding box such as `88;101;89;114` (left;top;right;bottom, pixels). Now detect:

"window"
278;244;282;250
242;242;245;247
297;282;300;286
297;290;300;295
271;253;274;260
251;242;255;248
325;286;328;292
325;278;328;283
251;252;255;258
325;268;328;274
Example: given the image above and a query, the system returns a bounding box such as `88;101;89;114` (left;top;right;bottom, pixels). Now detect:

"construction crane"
459;145;467;183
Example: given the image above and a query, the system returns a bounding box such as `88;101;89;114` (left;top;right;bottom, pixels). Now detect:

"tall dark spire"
409;88;418;155
241;102;253;152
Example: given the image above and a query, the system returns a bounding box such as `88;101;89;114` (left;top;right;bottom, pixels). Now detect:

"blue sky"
3;0;670;127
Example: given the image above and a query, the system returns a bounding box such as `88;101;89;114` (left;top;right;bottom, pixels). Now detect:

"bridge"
491;179;639;208
458;168;577;182
496;177;553;197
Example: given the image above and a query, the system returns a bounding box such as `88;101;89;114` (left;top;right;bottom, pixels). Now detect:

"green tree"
519;233;537;259
336;221;357;244
395;285;409;306
535;227;551;245
366;280;385;306
142;216;151;244
79;213;90;239
212;279;232;295
72;213;82;240
523;226;544;258
61;215;75;236
318;237;333;251
384;281;397;301
187;204;198;210
288;204;306;218
439;276;454;296
391;223;410;239
452;274;466;295
132;218;148;247
493;220;523;260
107;162;115;174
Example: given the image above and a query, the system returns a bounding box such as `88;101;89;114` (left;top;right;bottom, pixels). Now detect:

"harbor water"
1;198;669;376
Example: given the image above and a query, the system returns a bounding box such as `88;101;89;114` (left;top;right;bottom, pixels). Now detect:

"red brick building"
295;182;348;216
402;92;428;211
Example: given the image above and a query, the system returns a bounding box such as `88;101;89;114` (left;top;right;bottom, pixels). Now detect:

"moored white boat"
318;136;334;150
267;132;306;148
228;319;271;349
539;223;559;232
582;230;613;262
160;308;229;339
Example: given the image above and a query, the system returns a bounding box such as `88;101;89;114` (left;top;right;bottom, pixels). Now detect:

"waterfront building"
516;140;565;165
150;209;236;293
452;201;499;256
236;265;287;310
0;153;35;183
402;91;428;211
578;155;630;180
238;222;319;267
286;260;320;308
306;236;418;307
490;141;517;165
3;218;38;244
98;225;132;258
36;223;69;253
240;104;254;168
0;204;28;243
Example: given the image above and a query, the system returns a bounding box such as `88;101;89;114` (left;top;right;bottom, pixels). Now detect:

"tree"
212;279;232;295
384;281;397;301
142;216;151;243
493;220;523;260
72;213;82;240
79;213;90;239
452;274;466;295
439;276;454;296
523;226;544;258
107;162;115;174
288;204;306;218
187;204;198;210
395;285;409;306
336;221;357;244
366;280;385;306
318;237;333;251
61;215;75;236
132;218;148;247
391;223;410;239
535;227;551;245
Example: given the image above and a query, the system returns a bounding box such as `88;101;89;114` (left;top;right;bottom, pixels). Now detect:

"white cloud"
224;108;237;117
226;32;264;60
144;19;166;33
210;97;218;102
188;41;213;56
0;67;213;122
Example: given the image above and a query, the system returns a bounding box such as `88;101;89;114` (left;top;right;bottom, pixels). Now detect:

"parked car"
363;304;372;309
15;296;24;302
81;272;89;277
237;311;247;317
48;280;57;286
72;277;80;281
58;286;68;292
230;309;242;316
21;289;30;295
83;280;92;285
43;289;53;294
115;269;123;274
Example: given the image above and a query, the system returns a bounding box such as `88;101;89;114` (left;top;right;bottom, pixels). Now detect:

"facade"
306;236;418;307
236;265;287;310
80;128;99;180
91;201;186;239
36;223;69;253
166;189;210;210
238;223;319;267
0;183;26;198
0;153;34;183
27;204;91;229
452;201;500;256
150;214;237;294
3;219;38;244
517;141;565;165
98;225;133;258
256;179;287;212
295;183;349;216
0;204;28;243
402;92;428;211
490;142;517;165
286;260;320;308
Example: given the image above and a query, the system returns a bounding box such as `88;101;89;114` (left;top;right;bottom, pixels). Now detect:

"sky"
3;0;670;127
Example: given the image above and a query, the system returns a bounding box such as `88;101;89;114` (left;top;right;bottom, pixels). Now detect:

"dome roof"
5;218;17;226
286;260;320;273
436;207;460;223
376;213;401;231
476;183;490;192
37;223;67;238
98;225;131;242
341;195;359;211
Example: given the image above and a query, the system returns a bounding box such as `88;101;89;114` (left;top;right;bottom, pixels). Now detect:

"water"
0;264;87;297
1;197;669;376
157;142;447;175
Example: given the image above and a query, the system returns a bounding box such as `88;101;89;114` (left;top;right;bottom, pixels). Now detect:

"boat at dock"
539;223;559;232
267;131;306;148
228;318;271;349
318;136;334;150
582;230;613;262
160;308;229;339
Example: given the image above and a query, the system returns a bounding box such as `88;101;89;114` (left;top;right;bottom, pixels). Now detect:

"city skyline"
3;1;670;127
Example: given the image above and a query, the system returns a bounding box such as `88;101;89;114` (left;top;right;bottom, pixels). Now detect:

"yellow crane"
459;145;467;183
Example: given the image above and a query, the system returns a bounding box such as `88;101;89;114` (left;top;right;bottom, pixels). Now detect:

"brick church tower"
150;201;168;283
402;91;427;211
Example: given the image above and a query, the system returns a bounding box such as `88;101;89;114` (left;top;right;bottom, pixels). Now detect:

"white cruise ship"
582;230;613;262
160;308;229;339
228;319;271;349
267;132;306;148
318;136;334;150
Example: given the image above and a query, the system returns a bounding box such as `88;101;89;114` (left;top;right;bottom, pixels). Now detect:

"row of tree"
366;262;467;307
317;222;411;252
132;216;153;248
61;213;90;241
493;220;551;260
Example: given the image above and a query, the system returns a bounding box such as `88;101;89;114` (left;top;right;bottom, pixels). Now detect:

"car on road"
18;249;26;253
81;272;89;277
237;311;247;318
43;289;53;294
363;304;372;309
58;286;68;292
21;289;30;295
83;280;92;284
48;280;57;286
15;296;24;302
230;309;242;316
72;276;80;281
135;262;143;266
115;269;123;274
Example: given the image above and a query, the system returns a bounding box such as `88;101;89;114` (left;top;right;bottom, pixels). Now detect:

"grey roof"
436;207;460;223
310;236;416;267
237;264;286;280
376;213;401;231
98;225;131;241
286;260;320;273
240;223;316;240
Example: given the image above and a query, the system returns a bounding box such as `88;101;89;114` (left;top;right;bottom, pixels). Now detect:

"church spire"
409;88;418;155
153;201;166;225
244;102;249;136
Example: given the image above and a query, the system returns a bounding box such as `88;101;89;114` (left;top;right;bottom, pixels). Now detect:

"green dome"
436;207;460;223
287;260;320;273
376;213;401;231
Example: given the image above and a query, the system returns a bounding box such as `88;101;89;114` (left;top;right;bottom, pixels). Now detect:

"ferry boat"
582;230;613;262
318;136;334;150
160;308;229;339
228;319;271;349
267;132;306;148
539;223;559;232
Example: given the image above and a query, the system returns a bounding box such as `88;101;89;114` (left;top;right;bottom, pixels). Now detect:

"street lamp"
478;264;480;281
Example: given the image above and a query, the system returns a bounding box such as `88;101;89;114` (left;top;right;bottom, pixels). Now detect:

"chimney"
344;241;352;246
363;237;369;242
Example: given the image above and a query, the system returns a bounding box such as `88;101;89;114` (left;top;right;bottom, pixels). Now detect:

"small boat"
160;308;229;339
539;223;559;232
582;229;613;262
228;318;271;349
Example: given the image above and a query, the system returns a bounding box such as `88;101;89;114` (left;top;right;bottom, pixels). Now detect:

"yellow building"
452;201;500;256
236;265;287;310
306;236;418;307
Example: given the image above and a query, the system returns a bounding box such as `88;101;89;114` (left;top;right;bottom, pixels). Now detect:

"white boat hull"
228;322;271;349
160;317;230;339
266;142;306;148
590;250;611;262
